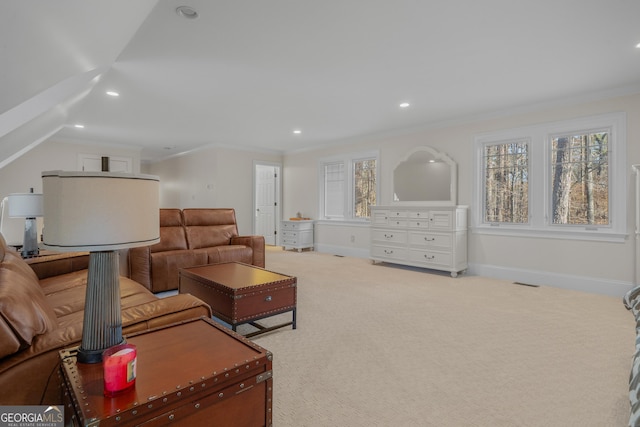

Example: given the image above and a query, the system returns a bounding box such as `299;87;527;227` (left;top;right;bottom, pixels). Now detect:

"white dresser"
370;206;468;277
281;220;314;252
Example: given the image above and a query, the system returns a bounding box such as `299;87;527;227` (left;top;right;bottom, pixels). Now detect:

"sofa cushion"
149;209;188;252
183;209;240;249
0;250;58;357
150;250;208;293
199;246;253;265
160;208;184;227
152;226;189;252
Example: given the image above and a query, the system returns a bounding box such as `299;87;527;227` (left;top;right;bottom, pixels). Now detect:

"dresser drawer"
371;245;407;260
371;210;389;225
371;229;407;245
235;285;296;322
408;232;452;250
429;211;453;230
387;218;408;227
282;221;313;231
408;250;452;267
408;219;430;229
282;237;299;246
389;210;408;219
408;210;430;219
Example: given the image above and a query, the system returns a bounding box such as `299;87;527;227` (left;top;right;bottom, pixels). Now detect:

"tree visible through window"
484;141;529;223
354;159;376;218
475;112;625;240
551;131;608;225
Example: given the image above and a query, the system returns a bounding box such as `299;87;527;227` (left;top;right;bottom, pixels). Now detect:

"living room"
1;1;640;425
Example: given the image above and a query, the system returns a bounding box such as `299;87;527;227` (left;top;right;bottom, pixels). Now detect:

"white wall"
0;137;141;244
2;93;637;296
283;92;640;296
146;145;282;236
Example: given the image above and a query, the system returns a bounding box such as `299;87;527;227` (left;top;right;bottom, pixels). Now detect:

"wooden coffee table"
179;262;297;337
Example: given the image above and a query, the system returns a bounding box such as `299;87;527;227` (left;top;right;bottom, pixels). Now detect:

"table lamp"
8;189;43;258
42;171;160;363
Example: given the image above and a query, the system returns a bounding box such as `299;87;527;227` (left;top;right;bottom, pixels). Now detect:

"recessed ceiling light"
74;124;84;129
106;91;119;97
399;102;410;108
176;6;198;19
293;130;302;134
636;42;640;48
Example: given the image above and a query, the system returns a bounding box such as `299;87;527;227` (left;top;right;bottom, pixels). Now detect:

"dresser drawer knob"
265;296;272;302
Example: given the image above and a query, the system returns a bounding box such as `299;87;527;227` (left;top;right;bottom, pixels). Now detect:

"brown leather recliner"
129;208;265;293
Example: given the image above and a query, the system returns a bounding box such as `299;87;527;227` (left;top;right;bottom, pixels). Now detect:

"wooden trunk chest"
60;317;273;426
179;262;297;337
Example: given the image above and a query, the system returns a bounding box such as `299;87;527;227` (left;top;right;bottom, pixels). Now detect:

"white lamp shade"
8;193;43;218
42;171;160;251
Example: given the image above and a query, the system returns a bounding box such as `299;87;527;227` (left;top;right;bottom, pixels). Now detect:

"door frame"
253;161;282;246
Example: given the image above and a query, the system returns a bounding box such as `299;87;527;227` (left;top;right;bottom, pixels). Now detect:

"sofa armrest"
231;235;265;268
25;252;90;280
128;246;152;290
121;294;212;334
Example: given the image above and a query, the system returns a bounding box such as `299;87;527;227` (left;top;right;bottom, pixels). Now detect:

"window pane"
324;162;344;217
484;141;529;223
354;159;376;218
551;132;608;225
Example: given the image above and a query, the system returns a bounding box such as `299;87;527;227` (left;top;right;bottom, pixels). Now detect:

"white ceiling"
3;0;640;163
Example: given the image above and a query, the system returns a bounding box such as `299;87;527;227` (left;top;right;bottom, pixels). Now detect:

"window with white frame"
319;151;378;220
474;112;626;241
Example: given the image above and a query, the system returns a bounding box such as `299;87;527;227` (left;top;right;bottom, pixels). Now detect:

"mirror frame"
391;146;457;206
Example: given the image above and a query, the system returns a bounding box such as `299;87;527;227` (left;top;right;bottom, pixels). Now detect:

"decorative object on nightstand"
8;188;43;258
282;219;314;251
42;171;160;364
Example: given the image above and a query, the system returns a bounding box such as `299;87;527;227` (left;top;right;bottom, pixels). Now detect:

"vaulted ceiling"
2;0;640;164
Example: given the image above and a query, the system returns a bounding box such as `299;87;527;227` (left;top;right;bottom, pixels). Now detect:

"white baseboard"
314;243;370;259
312;244;634;297
469;263;634;298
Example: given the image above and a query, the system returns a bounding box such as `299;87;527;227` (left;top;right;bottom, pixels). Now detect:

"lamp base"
77;251;124;364
21;217;39;258
77;340;126;364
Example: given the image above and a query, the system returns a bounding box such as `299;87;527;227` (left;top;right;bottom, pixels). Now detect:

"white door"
254;164;280;245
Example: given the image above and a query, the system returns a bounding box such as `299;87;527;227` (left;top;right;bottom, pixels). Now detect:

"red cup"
103;343;137;397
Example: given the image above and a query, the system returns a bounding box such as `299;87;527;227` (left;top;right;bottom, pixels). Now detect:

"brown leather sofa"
0;233;212;405
129;208;265;293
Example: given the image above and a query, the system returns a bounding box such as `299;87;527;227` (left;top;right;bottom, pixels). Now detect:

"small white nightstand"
281;220;314;252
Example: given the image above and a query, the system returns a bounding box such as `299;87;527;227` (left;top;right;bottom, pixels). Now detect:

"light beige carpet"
243;247;634;427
